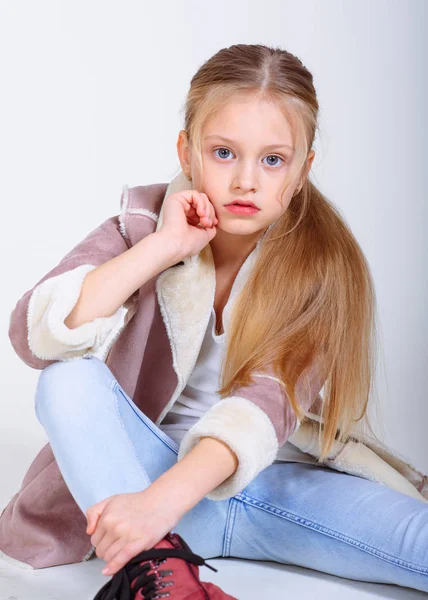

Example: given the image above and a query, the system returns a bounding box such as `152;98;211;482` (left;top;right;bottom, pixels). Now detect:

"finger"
91;528;109;555
197;201;213;227
86;513;101;536
86;499;108;535
200;194;218;226
176;191;200;212
192;193;208;219
202;215;215;228
102;538;148;577
86;517;94;536
201;193;212;210
101;535;128;565
209;207;219;224
177;191;212;227
94;531;121;560
90;514;110;549
86;511;102;536
178;191;209;216
177;195;198;221
206;223;218;238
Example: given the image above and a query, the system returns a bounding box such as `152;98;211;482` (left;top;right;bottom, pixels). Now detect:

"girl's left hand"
86;489;181;577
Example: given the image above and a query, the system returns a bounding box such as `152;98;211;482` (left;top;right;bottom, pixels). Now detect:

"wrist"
153;471;192;521
136;483;183;526
151;231;186;267
145;437;238;519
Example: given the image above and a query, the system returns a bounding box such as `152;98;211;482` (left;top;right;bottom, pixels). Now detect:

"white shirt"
159;307;318;465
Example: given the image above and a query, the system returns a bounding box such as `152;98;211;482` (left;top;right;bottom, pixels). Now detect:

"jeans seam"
111;380;179;455
234;492;428;576
222;498;238;557
110;382;153;489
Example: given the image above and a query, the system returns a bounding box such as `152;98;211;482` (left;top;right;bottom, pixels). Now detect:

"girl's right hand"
156;189;219;261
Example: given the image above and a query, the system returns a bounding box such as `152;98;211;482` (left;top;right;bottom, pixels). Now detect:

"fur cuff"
177;396;279;501
27;264;127;361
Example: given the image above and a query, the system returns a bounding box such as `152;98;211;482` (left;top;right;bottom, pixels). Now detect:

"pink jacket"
1;170;427;570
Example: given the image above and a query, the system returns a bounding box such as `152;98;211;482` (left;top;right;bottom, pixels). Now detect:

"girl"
1;44;428;598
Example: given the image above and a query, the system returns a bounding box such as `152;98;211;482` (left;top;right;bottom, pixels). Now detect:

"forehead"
202;96;294;149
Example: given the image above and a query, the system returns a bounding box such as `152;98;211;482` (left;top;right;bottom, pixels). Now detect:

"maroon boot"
93;532;238;599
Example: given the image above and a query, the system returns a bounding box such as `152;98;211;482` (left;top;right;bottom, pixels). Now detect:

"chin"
219;223;258;235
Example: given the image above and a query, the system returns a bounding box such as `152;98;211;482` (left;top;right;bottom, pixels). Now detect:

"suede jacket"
1;170;427;571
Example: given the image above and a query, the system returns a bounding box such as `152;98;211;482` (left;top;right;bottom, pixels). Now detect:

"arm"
10;211;182;365
10;215;131;368
64;230;181;328
26;230;180;362
175;361;326;501
147;437;239;518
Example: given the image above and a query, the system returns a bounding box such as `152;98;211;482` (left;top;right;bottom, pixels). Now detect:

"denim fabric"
34;356;428;593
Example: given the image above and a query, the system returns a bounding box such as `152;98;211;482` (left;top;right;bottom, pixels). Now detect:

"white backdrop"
0;0;426;511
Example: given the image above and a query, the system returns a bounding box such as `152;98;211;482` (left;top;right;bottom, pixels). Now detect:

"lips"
226;201;260;209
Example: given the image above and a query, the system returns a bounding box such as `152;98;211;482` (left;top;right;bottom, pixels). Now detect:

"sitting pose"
1;43;428;598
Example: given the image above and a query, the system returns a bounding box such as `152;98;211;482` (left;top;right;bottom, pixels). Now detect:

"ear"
295;149;315;195
306;149;315;172
176;130;192;179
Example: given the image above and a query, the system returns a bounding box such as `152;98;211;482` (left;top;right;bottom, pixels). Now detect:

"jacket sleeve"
9;214;138;369
177;360;325;501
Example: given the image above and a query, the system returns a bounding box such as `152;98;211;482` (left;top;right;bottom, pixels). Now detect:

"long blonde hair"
179;43;384;461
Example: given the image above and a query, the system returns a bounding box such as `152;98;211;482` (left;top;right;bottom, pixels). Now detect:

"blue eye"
263;155;283;167
214;148;233;160
213;147;284;167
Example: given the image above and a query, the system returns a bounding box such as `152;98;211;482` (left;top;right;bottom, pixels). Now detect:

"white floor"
1;551;427;599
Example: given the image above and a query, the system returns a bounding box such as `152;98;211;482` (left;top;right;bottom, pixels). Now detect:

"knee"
35;356;111;421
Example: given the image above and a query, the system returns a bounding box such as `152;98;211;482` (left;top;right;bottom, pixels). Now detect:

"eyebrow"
203;134;294;151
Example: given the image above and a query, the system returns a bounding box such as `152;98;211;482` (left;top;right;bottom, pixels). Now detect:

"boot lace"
93;543;218;600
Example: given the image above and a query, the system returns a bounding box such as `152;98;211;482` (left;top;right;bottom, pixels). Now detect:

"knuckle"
103;513;115;525
115;522;128;535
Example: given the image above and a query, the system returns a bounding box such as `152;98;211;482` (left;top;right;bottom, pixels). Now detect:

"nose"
232;160;258;193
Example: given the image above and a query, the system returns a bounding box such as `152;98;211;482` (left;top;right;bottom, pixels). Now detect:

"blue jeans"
34;356;428;593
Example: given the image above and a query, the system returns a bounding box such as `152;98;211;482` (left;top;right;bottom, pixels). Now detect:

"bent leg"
225;462;428;593
34;356;229;559
34;356;177;513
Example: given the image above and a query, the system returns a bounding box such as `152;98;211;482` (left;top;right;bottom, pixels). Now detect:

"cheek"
276;197;293;219
276;184;294;207
265;195;290;222
198;179;221;206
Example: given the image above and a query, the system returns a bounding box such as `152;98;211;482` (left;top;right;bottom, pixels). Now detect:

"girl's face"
178;95;314;237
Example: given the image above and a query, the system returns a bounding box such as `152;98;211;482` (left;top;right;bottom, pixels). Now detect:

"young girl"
1;43;428;598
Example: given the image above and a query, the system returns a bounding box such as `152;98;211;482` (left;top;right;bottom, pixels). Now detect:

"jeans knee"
35;356;111;421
